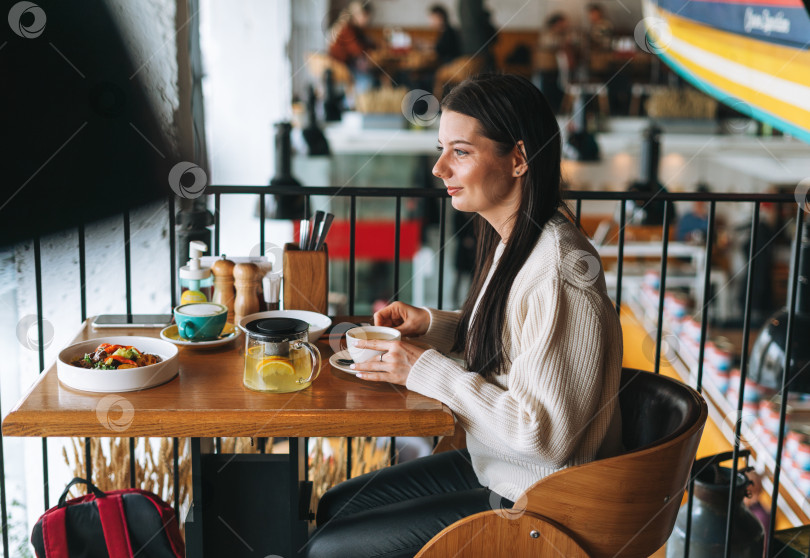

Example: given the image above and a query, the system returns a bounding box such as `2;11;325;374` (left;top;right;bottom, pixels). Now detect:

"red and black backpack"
31;477;185;558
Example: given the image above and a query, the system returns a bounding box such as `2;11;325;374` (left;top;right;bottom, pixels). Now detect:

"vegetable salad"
71;343;162;370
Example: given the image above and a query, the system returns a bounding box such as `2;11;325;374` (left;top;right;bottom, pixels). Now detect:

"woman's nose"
433;155;448;179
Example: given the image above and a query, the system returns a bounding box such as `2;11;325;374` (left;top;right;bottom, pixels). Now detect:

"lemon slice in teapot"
257;356;295;380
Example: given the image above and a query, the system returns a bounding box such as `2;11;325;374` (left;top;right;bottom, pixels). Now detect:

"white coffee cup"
346;326;401;364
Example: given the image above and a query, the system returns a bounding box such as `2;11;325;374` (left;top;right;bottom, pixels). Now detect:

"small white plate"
238;310;332;341
159;323;240;347
329;350;359;374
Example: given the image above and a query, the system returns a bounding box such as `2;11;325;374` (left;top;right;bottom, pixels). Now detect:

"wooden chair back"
522;368;707;557
416;511;590;558
420;368;707;558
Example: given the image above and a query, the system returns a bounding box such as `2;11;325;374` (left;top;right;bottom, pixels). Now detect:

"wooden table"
3;318;454;557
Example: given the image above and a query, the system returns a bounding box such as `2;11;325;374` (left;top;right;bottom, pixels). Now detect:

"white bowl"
238;310;332;341
57;336;179;393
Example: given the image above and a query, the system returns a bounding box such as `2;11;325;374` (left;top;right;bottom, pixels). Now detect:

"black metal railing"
6;186;807;557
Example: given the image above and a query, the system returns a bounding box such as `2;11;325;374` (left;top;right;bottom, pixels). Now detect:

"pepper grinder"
211;257;236;323
233;262;260;325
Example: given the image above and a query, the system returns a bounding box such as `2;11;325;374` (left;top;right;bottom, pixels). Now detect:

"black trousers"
302;449;513;558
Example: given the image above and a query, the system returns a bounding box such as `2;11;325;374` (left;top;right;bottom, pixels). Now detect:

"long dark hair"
445;74;569;378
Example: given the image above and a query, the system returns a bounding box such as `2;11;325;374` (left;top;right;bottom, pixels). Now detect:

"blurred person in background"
429;4;461;66
586;4;613;50
675;184;710;243
407;4;462;92
458;0;497;70
584;4;613;79
329;1;377;93
533;13;575;113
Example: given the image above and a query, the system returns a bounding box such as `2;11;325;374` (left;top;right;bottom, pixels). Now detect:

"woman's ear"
512;140;529;177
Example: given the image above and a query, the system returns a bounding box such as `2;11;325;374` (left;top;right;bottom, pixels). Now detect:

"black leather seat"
619;367;704;452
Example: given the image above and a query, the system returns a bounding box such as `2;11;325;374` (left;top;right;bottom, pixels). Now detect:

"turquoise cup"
173;303;228;341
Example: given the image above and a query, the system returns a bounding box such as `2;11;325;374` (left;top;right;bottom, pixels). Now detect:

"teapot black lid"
245;318;308;341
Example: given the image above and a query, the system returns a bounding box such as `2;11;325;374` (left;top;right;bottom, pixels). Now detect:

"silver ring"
380;354;383;362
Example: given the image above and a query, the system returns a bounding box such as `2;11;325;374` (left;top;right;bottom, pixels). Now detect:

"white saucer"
159;323;240;347
329;350;359;375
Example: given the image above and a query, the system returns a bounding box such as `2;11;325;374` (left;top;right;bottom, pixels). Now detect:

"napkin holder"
283;243;328;314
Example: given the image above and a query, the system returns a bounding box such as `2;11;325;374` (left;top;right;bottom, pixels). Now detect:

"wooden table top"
3;318;454;438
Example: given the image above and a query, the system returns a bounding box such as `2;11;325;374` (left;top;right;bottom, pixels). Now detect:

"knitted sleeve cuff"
419;308;461;354
406;348;466;403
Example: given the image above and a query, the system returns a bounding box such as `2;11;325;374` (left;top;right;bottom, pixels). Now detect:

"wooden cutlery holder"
283;243;328;314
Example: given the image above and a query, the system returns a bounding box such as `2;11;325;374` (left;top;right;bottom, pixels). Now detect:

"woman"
304;74;623;558
328;1;376;93
428;4;460;65
533;13;575;113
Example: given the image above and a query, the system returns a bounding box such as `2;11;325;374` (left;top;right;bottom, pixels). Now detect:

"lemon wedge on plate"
257;356;295;381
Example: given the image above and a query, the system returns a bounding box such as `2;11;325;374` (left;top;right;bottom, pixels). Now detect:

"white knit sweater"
407;212;624;503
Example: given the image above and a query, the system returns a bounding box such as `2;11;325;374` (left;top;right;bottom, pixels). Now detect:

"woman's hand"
373;302;430;337
351;339;427;386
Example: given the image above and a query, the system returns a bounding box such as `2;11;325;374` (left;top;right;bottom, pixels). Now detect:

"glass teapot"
243;318;321;393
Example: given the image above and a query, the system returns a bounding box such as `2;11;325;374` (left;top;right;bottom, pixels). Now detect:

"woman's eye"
435;146;467;157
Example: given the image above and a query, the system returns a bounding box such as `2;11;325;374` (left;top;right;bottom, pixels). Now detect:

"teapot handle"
295;341;321;385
